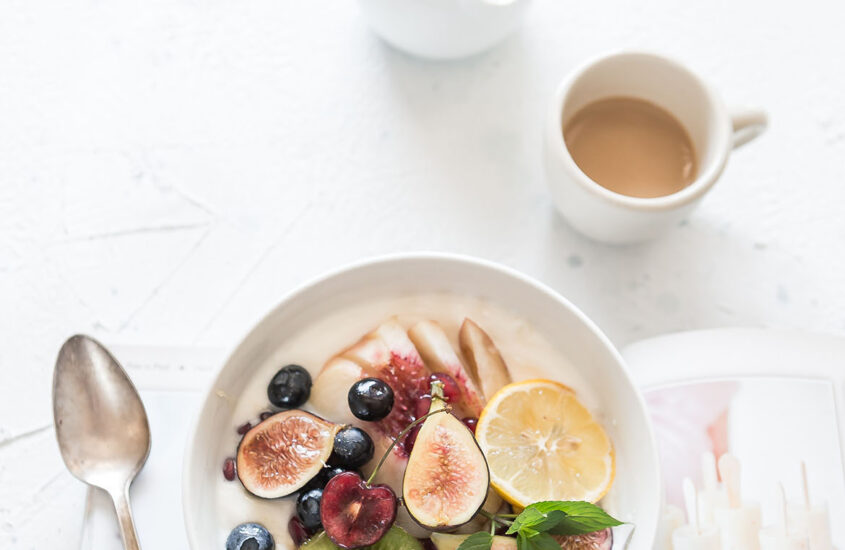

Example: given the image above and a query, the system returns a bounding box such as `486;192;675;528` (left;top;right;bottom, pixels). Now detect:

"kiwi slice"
300;526;422;550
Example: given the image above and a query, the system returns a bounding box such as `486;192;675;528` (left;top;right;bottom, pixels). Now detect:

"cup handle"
730;108;768;149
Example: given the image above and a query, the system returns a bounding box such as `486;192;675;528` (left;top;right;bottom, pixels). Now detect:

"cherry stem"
479;509;514;526
365;406;451;487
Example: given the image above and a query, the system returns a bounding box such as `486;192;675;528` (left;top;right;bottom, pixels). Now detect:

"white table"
1;1;844;547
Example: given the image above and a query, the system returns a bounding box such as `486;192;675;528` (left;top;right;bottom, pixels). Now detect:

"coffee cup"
543;51;767;244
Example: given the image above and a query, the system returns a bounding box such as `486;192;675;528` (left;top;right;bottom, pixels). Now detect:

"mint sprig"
508;501;623;536
456;500;622;550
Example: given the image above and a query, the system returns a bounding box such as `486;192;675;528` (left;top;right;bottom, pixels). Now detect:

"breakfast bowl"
183;253;661;549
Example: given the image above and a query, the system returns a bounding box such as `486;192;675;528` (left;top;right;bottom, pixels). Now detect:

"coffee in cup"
563;96;698;199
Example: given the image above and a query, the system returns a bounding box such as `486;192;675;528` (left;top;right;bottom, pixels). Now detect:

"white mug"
543;51;767;244
356;0;532;60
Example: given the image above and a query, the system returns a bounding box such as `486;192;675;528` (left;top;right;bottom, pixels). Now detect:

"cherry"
222;457;236;481
429;373;460;402
462;417;478;434
320;472;397;548
287;516;313;546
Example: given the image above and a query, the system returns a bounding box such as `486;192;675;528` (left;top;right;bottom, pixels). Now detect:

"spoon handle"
111;486;141;550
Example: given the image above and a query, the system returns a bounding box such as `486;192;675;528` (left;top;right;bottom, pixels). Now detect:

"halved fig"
430;533;517;550
408;320;484;416
402;390;490;530
458;319;512;401
236;410;339;499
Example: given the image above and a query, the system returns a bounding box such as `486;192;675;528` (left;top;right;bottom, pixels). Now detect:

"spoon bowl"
53;334;150;549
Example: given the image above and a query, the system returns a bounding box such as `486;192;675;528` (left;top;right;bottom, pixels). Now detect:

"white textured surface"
1;0;844;548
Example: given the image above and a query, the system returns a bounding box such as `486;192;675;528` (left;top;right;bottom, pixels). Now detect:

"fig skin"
320;471;398;549
236;410;339;499
402;394;490;531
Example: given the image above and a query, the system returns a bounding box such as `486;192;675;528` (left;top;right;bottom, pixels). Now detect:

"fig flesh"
430;533;517;550
236;410;339;499
458;319;512;402
300;526;423;549
402;393;490;530
320;471;397;548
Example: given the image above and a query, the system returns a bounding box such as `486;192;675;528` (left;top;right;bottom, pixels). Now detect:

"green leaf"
516;532;564;550
509;501;622;537
506;507;545;534
456;532;494;550
541;502;623;535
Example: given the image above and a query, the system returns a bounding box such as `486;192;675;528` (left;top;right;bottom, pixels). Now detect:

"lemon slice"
475;379;615;507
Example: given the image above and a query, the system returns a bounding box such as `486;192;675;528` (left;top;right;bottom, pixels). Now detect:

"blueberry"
296;488;323;531
267;365;312;408
329;426;374;469
348;378;395;421
226;522;274;550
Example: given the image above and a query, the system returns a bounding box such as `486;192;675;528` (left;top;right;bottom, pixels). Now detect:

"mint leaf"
516;532;564;550
509;501;622;537
507;510;567;535
456;532;494;550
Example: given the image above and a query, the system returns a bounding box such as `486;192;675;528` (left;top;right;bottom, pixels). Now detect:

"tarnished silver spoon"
53;335;150;550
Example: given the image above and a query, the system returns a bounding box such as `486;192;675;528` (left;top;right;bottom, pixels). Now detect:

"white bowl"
183;253;661;549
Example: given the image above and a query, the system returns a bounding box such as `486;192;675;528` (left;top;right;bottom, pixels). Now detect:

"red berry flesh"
236;422;252;435
429;373;460;402
321;472;397;548
414;396;432;419
462;417;478;434
222;457;236;481
288;516;312;546
403;425;421;454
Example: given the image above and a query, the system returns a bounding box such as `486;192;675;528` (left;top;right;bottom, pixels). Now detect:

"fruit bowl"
183;253;661;549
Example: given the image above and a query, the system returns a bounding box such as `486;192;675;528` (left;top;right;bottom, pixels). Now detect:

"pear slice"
402;388;490;530
458;319;512;401
408;320;484;415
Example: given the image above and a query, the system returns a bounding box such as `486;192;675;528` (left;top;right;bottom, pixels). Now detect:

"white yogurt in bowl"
183;254;660;549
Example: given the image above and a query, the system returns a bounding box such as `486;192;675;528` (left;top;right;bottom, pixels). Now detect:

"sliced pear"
459;319;512;401
310;358;364;425
402;391;490;530
430;533;518;550
408;320;484;415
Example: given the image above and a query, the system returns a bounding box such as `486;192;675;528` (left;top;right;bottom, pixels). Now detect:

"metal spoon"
53;335;150;550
